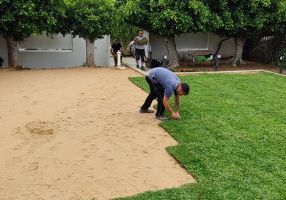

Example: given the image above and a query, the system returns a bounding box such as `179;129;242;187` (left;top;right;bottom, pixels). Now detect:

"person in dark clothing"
150;58;162;68
0;56;3;67
140;67;190;121
111;39;122;66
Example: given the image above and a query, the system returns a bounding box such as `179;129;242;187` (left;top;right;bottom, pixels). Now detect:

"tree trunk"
5;35;18;67
214;37;231;57
165;37;179;69
229;37;246;66
85;38;95;67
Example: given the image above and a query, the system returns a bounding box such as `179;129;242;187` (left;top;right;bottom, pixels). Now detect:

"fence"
244;33;286;64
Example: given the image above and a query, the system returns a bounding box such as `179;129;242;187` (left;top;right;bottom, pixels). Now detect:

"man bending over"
140;67;190;121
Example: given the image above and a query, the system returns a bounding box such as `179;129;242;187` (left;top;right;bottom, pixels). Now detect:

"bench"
177;49;212;66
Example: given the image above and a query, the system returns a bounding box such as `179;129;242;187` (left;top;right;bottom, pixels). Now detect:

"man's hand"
171;112;180;120
175;112;180;119
163;96;181;120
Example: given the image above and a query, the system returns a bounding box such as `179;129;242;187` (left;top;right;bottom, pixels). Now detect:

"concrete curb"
122;62;285;78
259;69;286;77
174;69;264;76
122;63;147;76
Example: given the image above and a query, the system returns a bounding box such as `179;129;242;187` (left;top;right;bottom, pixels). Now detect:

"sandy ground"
0;67;194;200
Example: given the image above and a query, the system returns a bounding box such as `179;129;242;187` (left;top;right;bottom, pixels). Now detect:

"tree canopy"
122;0;213;67
63;0;115;66
110;2;138;48
123;0;213;37
207;0;286;65
0;0;65;41
64;0;115;41
1;0;285;67
208;0;286;38
0;0;65;66
122;0;286;66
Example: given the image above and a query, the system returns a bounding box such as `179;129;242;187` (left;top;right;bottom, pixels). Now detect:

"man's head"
175;83;190;96
138;29;144;36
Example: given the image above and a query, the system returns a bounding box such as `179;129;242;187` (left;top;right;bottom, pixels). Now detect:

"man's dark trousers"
141;76;165;116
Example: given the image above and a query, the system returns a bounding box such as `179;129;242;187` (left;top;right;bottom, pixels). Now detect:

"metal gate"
243;33;286;64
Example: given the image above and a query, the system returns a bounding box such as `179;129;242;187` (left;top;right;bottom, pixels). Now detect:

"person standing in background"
133;30;148;71
111;39;122;66
129;40;135;58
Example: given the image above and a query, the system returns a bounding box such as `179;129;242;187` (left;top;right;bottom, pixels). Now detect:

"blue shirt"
148;67;180;98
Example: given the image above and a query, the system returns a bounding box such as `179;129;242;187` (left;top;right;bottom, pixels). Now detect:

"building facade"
0;34;111;68
149;32;235;60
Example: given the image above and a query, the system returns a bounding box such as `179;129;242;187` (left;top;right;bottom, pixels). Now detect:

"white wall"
0;34;110;68
94;35;110;67
208;34;235;57
149;33;168;60
143;30;150;58
176;33;209;50
149;32;236;59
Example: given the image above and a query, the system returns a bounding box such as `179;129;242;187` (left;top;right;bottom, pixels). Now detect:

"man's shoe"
156;115;168;121
141;66;145;71
136;65;140;68
140;109;154;113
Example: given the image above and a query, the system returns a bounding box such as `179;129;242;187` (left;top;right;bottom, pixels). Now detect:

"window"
176;33;210;51
18;34;73;52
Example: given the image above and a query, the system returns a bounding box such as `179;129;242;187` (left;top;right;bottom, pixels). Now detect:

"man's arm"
133;37;138;44
144;37;149;44
134;37;148;45
119;44;123;54
110;45;114;54
174;95;180;112
163;96;180;119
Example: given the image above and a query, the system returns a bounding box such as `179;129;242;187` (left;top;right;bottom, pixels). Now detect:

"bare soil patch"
0;67;194;200
176;59;285;74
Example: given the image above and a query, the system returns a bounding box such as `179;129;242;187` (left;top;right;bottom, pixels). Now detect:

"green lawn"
116;72;286;200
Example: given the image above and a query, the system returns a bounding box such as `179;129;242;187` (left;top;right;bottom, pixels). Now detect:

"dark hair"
181;83;190;95
0;56;3;67
150;58;162;68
